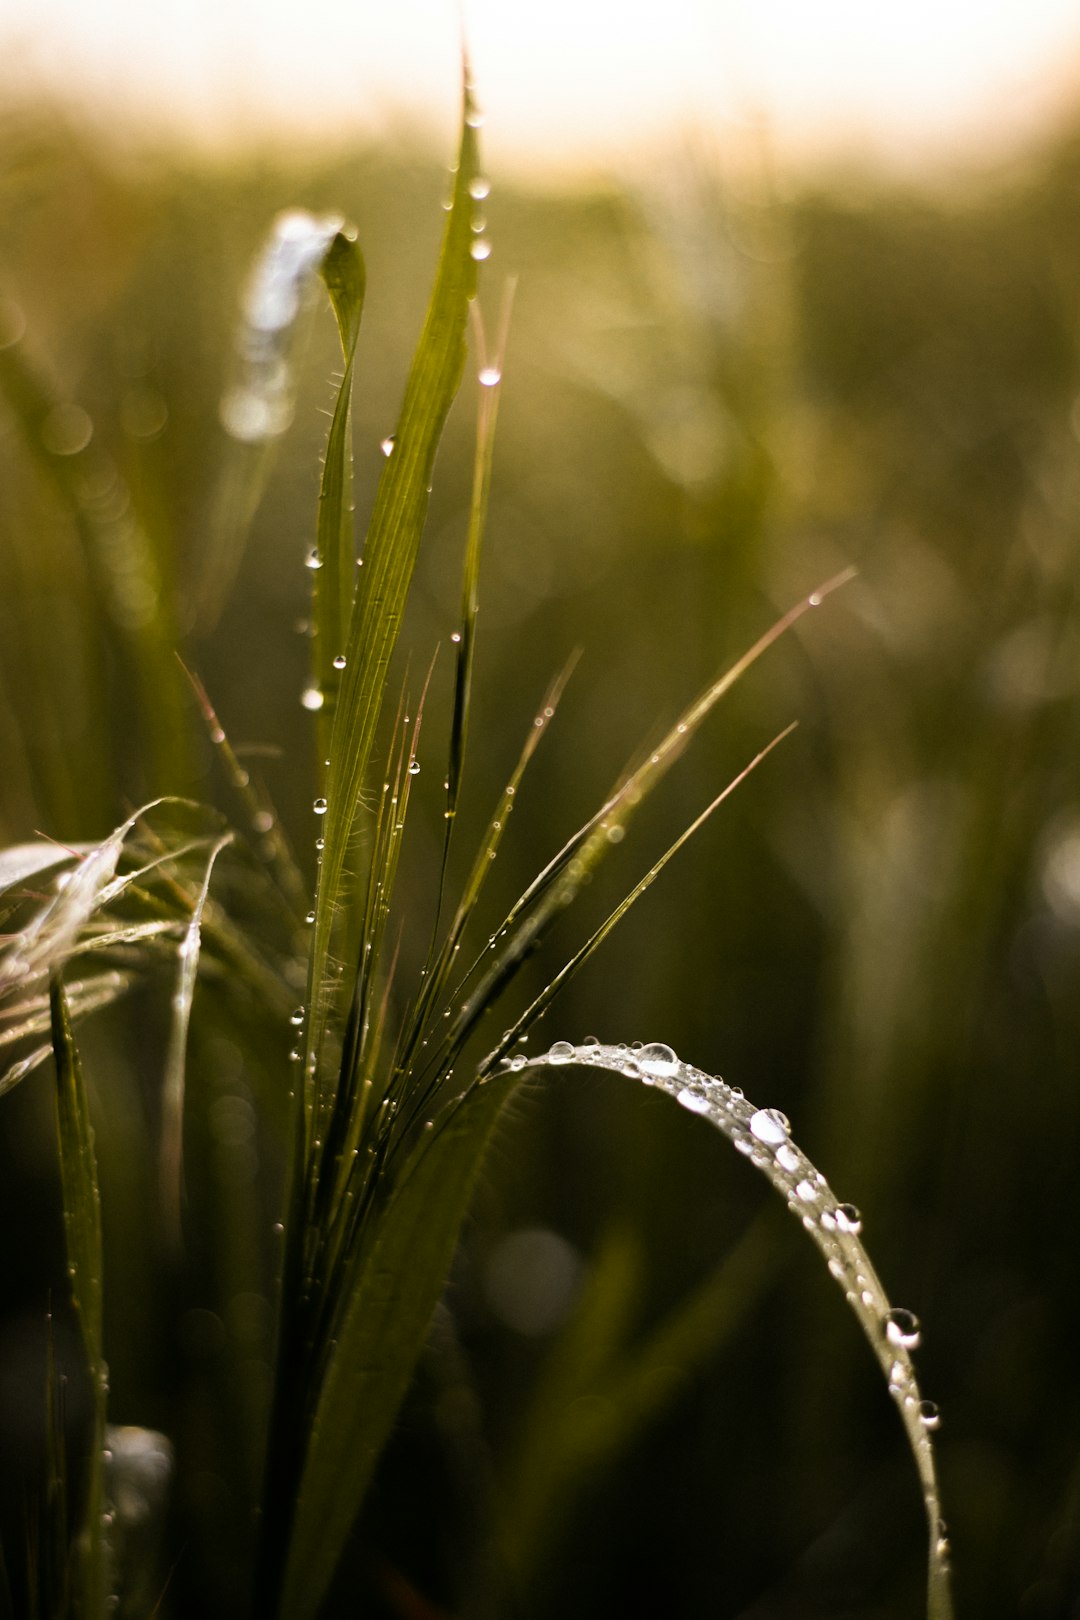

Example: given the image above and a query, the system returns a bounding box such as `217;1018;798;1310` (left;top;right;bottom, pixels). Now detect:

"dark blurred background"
2;83;1080;1619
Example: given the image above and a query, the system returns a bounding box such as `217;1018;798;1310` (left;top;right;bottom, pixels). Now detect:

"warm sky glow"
3;0;1080;175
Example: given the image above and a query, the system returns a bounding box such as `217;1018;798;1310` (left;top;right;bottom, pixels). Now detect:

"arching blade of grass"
48;977;107;1620
284;1037;951;1620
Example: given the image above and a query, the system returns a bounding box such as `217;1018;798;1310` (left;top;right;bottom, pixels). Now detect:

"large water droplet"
835;1203;863;1235
305;547;323;570
677;1087;710;1115
637;1041;678;1077
290;1007;304;1026
547;1041;574;1065
918;1400;941;1430
478;365;501;387
333;654;347;670
749;1107;790;1146
408;760;421;776
469;176;491;200
470;238;492;262
885;1308;921;1349
313;798;327;815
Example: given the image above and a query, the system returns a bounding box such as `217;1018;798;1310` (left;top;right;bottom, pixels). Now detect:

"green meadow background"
2;93;1080;1618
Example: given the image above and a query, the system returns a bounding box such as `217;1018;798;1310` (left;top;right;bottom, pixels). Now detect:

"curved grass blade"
284;1040;951;1620
48;977;107;1619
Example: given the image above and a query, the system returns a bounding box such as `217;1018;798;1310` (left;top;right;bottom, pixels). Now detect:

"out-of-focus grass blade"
203;211;359;633
48;976;107;1620
0;328;192;794
499;1215;779;1583
160;831;233;1236
300;74;483;1134
0;842;94;895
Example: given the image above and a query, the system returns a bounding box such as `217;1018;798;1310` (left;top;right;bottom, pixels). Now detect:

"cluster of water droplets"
516;1038;950;1591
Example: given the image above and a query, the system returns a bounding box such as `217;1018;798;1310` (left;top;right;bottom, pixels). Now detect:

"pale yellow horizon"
2;0;1080;178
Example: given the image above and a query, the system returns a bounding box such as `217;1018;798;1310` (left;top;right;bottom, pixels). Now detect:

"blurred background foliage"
1;89;1080;1619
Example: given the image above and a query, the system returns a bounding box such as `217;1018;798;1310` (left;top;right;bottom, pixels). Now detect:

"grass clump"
0;73;954;1620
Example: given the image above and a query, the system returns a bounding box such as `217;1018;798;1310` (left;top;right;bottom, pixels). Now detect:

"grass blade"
299;72;483;1134
48;976;107;1619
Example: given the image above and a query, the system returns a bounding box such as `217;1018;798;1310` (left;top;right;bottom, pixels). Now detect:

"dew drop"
305;910;315;924
776;1144;800;1173
313;797;328;814
305;547;323;570
315;837;324;851
380;435;395;457
450;630;462;643
835;1203;863;1234
547;1041;574;1065
638;1041;678;1077
749;1107;790;1146
408;760;421;776
290;1007;304;1026
885;1308;921;1349
677;1087;710;1115
333;654;347;670
478;365;501;387
808;591;822;607
510;1054;527;1071
470;238;492;262
301;685;324;711
469;176;491;200
918;1400;941;1430
795;1178;819;1202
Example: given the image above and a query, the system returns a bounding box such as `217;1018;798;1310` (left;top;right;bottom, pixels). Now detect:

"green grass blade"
280;1071;511;1620
312;229;366;760
48;976;107;1619
299;74;483;1138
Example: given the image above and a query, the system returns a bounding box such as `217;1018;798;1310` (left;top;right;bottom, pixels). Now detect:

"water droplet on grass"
408;760;421;776
290;1007;304;1026
677;1087;710;1114
333;654;347;670
470;239;492;262
835;1203;863;1234
469;176;491;200
638;1041;678;1077
380;435;395;456
313;797;327;814
547;1041;574;1065
479;365;501;387
749;1107;790;1146
918;1401;941;1430
301;685;324;711
305;547;323;570
885;1308;921;1349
